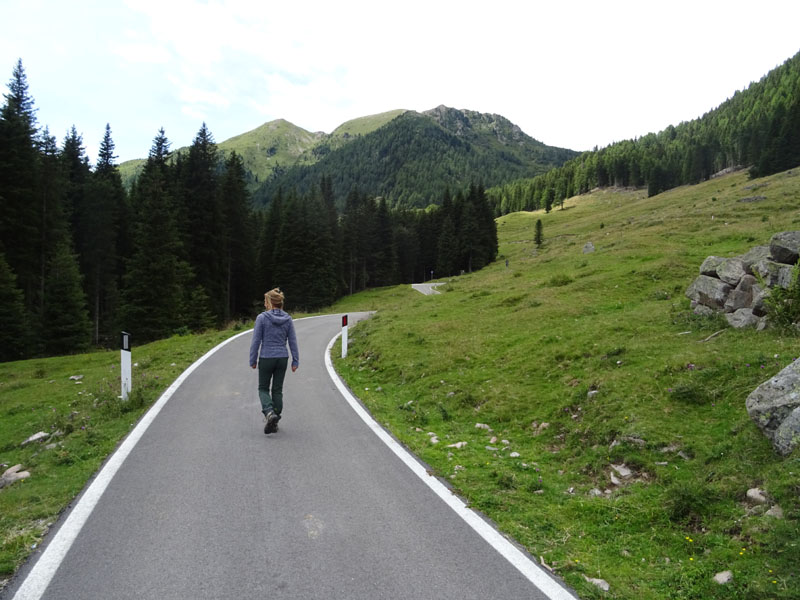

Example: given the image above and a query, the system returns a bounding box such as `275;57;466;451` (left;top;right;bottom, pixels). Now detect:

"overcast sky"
2;0;799;165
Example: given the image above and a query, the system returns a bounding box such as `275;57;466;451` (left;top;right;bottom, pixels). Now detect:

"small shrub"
764;264;800;334
664;481;716;523
547;274;573;287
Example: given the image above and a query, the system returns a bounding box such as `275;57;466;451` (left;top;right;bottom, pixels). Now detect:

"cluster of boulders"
685;231;800;329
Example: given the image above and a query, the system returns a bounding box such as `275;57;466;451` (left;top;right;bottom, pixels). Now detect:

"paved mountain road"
6;313;575;600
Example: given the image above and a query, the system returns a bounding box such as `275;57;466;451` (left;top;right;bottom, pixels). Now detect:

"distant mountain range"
119;106;577;209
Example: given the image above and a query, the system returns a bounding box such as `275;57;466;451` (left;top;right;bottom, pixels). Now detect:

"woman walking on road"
249;288;299;434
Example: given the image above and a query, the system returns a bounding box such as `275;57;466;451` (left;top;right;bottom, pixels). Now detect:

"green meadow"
1;168;799;598
331;168;800;598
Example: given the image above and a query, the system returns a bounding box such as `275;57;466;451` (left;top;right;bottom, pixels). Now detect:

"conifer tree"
436;215;459;277
535;219;543;247
219;151;255;319
0;253;31;361
41;239;91;355
0;59;40;313
120;129;198;340
181;123;224;321
83;125;126;343
257;189;283;296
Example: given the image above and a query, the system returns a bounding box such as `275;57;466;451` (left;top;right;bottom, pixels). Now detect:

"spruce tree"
0;253;31;361
83;125;125;344
535;219;543;247
436;215;459;277
120;129;198;341
0;59;40;313
41;239;92;355
181;123;224;321
219;151;255;320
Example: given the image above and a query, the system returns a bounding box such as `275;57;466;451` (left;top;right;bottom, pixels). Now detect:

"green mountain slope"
331;166;800;599
255;107;577;208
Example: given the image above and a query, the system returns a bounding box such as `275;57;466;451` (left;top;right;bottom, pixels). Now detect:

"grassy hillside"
330;168;800;598
329;109;407;142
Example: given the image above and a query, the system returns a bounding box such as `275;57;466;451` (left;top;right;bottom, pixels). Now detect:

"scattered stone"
509;452;520;458
0;464;30;490
621;435;646;447
713;570;733;585
655;461;669;466
22;432;47;446
447;441;467;449
430;437;439;444
170;362;177;366
485;446;498;451
566;487;575;494
583;242;595;254
489;436;497;444
69;374;83;381
765;505;784;519
587;390;599;399
677;451;692;461
501;439;510;445
475;423;491;431
588;488;603;497
446;391;455;397
610;472;622;486
746;487;769;505
533;422;550;436
660;443;680;453
583;575;610;592
611;464;633;479
739;195;767;203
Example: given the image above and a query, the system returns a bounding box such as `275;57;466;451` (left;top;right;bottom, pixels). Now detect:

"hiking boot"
265;411;279;434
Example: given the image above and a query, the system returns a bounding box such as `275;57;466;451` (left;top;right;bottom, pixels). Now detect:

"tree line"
487;51;800;215
0;60;497;362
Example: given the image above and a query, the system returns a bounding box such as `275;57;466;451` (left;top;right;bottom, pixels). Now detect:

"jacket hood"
265;309;291;325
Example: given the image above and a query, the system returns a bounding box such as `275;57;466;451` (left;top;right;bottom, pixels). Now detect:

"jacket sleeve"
249;314;263;366
287;319;299;368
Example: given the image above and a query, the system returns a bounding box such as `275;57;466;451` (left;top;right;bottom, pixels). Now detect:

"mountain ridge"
119;107;577;205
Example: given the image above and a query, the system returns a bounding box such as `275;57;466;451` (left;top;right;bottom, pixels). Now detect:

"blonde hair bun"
265;288;285;308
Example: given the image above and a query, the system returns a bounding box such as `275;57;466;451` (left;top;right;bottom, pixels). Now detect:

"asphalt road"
411;283;443;295
5;313;576;600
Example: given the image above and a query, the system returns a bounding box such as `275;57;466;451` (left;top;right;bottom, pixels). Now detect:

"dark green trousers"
258;357;288;416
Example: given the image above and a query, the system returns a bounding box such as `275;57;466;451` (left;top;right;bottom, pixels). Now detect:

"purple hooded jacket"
249;309;299;368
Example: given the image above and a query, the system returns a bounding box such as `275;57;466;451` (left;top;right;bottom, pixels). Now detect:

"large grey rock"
700;256;725;276
746;359;800;455
724;289;752;313
736;274;757;293
686;275;732;308
725;308;760;328
716;258;747;286
583;242;595;254
753;259;794;288
751;284;770;316
774;408;800;456
770;231;800;264
738;246;771;274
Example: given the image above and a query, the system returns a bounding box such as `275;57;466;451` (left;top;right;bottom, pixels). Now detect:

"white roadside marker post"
121;331;132;400
341;315;348;359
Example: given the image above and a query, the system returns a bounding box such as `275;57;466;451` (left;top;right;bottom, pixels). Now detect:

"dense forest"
0;60;497;361
487;51;800;215
253;108;577;209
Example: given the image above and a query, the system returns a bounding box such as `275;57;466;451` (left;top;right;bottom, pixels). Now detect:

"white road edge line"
11;327;257;600
324;332;577;600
